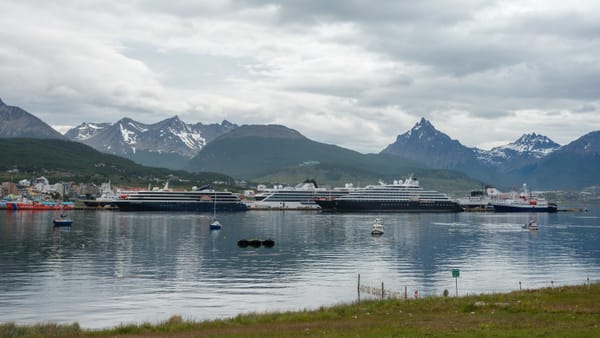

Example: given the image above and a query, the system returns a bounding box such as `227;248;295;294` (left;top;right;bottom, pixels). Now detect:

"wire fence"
356;274;598;303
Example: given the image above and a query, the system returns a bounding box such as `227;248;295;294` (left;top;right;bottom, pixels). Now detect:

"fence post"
404;286;407;300
357;274;361;303
519;281;522;290
587;277;590;289
381;281;385;300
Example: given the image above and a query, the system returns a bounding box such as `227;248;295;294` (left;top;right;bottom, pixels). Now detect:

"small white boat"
522;219;538;231
209;219;222;230
371;218;384;235
209;191;222;230
53;213;72;227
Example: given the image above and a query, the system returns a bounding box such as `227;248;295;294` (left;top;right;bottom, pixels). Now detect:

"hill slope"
0;138;233;186
188;124;481;193
0;98;64;139
512;131;600;189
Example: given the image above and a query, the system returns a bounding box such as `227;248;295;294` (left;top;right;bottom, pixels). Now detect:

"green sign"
452;269;460;278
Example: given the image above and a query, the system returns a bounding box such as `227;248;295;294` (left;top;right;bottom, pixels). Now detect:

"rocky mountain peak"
0;98;64;139
381;118;476;171
65;121;111;140
391;117;452;147
490;133;560;159
511;133;560;153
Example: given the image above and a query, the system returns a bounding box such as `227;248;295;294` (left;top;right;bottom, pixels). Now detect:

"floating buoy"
262;239;275;248
237;239;275;248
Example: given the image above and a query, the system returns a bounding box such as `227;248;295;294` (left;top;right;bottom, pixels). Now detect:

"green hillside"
187;125;483;195
0;138;234;187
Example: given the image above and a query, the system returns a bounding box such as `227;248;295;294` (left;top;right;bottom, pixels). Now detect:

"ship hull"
315;199;463;212
112;201;247;212
246;200;321;210
83;200;115;208
492;203;557;213
5;202;75;210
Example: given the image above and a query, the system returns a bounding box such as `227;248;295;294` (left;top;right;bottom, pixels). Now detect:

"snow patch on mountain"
119;123;138;145
66;122;110;140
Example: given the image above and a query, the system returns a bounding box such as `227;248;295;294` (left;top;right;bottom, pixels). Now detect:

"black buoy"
237;239;275;248
262;239;275;248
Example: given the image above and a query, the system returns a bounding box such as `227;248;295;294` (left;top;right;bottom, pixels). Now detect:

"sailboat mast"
213;190;217;218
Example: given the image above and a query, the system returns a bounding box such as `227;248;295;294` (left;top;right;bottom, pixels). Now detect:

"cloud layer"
1;0;599;152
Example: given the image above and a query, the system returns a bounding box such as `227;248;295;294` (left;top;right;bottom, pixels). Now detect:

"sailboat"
209;191;222;230
53;202;72;227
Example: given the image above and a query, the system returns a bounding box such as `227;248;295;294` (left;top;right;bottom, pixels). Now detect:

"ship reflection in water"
0;208;598;329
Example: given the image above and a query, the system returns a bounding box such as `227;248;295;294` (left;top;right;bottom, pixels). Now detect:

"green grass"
2;283;599;337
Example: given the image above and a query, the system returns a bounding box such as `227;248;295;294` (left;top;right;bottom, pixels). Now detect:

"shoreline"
2;282;599;337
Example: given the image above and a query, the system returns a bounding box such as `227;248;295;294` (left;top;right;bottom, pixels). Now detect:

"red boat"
5;201;75;210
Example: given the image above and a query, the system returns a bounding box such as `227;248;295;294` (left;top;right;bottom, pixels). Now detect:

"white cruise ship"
246;180;356;210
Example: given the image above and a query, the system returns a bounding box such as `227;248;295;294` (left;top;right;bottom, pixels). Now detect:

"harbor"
1;209;599;329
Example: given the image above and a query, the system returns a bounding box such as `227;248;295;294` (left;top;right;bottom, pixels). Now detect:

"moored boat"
491;184;557;212
522;219;539;231
371;218;384;235
112;184;247;212
6;200;75;211
456;186;501;211
315;175;462;212
82;181;118;208
246;180;356;210
53;215;73;227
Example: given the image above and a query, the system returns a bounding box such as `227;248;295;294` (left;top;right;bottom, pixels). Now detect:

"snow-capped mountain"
64;122;111;140
511;130;600;189
381;118;566;185
501;133;561;156
65;116;237;169
476;133;561;170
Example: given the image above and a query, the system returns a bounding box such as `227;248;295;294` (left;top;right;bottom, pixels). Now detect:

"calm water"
1;208;599;329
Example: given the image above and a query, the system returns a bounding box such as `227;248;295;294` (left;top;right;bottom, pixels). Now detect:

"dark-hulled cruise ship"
315;175;462;212
112;184;247;212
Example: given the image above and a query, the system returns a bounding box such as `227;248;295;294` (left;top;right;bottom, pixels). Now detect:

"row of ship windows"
124;197;241;201
339;197;451;201
348;201;457;207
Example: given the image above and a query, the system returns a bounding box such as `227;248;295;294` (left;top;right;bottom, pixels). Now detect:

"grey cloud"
2;0;600;153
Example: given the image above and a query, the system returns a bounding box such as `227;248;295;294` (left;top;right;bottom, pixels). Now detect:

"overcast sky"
1;1;599;153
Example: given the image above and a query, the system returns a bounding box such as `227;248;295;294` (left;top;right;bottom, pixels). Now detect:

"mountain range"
64;116;237;169
1;97;599;191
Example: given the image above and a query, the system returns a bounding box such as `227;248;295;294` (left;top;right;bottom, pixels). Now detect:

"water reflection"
0;208;599;328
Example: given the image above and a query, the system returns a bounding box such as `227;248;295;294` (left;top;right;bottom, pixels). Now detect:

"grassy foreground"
2;283;599;337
